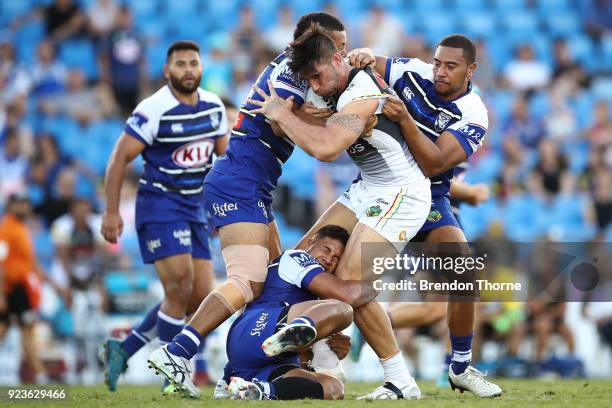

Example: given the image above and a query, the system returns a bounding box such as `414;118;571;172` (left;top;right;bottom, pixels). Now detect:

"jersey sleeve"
384;57;432;88
336;70;387;111
446;96;488;158
270;63;308;105
278;250;325;289
124;98;162;145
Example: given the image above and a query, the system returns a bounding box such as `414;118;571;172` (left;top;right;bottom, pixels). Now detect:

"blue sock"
194;338;208;373
450;332;473;375
122;302;161;357
168;325;202;360
290;316;315;327
445;353;452;366
157;309;185;346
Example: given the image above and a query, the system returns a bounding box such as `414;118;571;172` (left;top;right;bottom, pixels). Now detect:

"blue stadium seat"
570;92;595;130
500;13;540;37
0;0;33;24
420;14;458;44
160;0;200;16
544;13;581;37
448;0;486;11
460;12;497;39
40;116;82;156
536;0;574;14
503;194;547;241
279;147;317;200
252;0;280;30
203;0;239;31
492;0;527;12
369;0;403;14
465;151;503;184
33;230;54;270
125;0;160;19
568;35;596;70
591;78;612;103
289;0;324;17
59;40;98;80
145;43;168;78
411;0;444;14
14;21;44;63
529;90;551;121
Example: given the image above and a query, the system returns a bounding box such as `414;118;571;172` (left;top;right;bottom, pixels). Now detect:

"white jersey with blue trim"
247;249;325;310
124;85;227;225
384;57;488;198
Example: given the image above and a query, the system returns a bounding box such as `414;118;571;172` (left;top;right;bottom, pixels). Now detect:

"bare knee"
328;300;353;327
164;273;193;305
320;374;344;400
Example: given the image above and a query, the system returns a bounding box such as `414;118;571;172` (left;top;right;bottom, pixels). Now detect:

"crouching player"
215;225;375;400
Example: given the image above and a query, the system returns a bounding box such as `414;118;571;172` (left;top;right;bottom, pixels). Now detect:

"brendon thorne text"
372;279;522;292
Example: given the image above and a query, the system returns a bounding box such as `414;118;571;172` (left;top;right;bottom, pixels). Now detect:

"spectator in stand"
86;0;120;42
0;130;28;203
0;194;48;384
50;197;107;382
587;100;612;147
12;0;86;43
0;40;32;104
551;38;590;89
100;6;144;119
35;167;77;227
30;40;68;98
230;6;263;75
360;5;404;56
587;166;612;240
530;139;573;199
544;88;578;142
582;0;612;43
502;96;545;174
264;5;295;54
0;99;34;156
39;69;116;124
504;44;551;91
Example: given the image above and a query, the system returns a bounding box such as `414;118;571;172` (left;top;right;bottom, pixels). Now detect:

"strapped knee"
222;244;269;303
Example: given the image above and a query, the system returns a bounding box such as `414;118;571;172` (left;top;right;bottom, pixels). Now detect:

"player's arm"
449;179;490;206
307;273;377;308
382;96;467;176
0;243;6;313
249;80;376;162
101;133;145;243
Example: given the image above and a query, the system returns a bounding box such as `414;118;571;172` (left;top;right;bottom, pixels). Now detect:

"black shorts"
0;284;35;325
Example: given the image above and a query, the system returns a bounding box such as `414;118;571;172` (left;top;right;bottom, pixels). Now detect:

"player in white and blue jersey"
146;13;349;399
349;35;502;397
100;41;228;392
162;225;374;400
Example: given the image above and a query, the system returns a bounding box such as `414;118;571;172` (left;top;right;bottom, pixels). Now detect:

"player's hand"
101;212;123;243
382;95;410;125
248;80;294;122
348;48;376;68
327;333;351;360
302;102;334;119
469;183;490;206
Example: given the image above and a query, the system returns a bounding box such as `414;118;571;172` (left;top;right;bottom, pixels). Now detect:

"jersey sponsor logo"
147;238;161;253
212;202;238;217
392;57;411;65
172;139;215;168
398;230;408;241
402;87;414;100
258;200;267;218
457;123;486;145
171;123;184;133
126;112;148;130
210;112;220;128
373;71;388;90
276;65;306;89
376;198;389;206
173;228;191;246
347;142;366;155
427;209;443;222
250;312;269;336
366;205;382;217
435;112;452;132
290;252;318;268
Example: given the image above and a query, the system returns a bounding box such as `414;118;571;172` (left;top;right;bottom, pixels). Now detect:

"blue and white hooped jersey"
125;85;228;226
246;249;325;311
384;57;488;199
211;52;307;198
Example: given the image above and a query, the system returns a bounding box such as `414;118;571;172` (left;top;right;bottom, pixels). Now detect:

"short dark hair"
294;12;344;40
166;40;200;62
312;225;350;247
288;24;338;77
438;34;476;64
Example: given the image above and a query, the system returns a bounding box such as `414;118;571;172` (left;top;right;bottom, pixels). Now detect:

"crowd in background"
0;0;611;383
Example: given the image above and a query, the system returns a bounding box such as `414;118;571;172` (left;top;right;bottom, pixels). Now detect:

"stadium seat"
544;13;581;37
500;13;540;38
568;35;597;71
492;0;527;12
160;0;200;16
289;0;324;17
420;14;458;44
145;44;168;78
203;0;240;31
448;0;486;11
124;0;160;19
0;0;33;24
536;0;574;15
252;0;280;30
591;78;612;103
411;0;444;14
460;12;497;39
58;40;98;80
529;90;551;121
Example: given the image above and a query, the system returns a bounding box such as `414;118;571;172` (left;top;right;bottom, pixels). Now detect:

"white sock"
311;339;339;369
381;351;413;387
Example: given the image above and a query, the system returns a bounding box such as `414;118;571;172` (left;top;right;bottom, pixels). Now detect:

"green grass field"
3;380;611;407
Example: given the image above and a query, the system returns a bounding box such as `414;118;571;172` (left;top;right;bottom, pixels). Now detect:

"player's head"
294;12;347;57
288;25;346;97
5;193;31;221
164;40;202;95
306;225;349;274
433;34;477;99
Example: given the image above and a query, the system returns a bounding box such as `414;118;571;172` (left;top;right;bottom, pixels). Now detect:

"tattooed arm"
249;80;379;162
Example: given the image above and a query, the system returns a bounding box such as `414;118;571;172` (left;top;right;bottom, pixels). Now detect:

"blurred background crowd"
0;0;611;386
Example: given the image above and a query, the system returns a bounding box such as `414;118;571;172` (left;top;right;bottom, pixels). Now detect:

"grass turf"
2;380;611;407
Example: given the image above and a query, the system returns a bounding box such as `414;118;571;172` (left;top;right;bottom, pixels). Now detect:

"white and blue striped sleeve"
278;250;325;289
384;57;432;88
446;94;488;158
124;97;163;145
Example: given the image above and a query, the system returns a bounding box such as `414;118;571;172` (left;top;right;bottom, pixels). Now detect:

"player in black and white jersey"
249;25;430;400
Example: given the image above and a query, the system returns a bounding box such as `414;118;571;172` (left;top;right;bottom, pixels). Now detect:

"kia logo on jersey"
172;139;214;168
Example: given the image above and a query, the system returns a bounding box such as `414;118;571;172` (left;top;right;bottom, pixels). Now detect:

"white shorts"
336;179;431;249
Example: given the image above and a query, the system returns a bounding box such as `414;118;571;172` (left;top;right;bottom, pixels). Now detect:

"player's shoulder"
271;54;307;87
133;85;179;119
455;89;488;122
389;57;432;79
197;88;225;107
280;249;320;269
